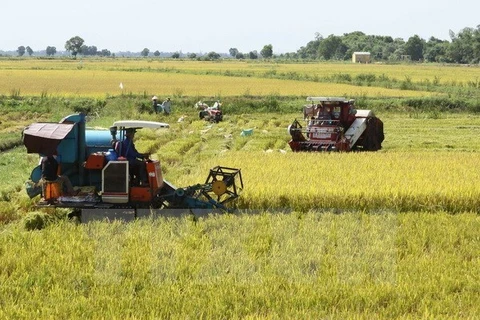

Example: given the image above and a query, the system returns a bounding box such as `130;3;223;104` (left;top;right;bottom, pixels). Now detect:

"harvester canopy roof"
23;122;75;155
306;97;351;103
113;120;170;130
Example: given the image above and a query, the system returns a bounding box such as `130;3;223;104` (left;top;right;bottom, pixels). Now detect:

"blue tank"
85;129;113;155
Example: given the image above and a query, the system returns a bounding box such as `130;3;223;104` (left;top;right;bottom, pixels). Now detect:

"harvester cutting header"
288;97;384;152
23;114;243;221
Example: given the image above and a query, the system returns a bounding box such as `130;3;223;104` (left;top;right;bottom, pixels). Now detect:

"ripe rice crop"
277;62;480;85
2;59;468;98
172;151;480;213
0;213;478;318
1;59;479;319
2;59;479;86
0;69;431;98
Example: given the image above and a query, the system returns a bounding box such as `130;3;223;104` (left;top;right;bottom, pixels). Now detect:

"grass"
0;212;478;319
0;148;39;223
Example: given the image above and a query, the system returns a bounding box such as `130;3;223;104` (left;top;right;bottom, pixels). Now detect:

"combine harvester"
23;114;243;222
288;97;384;152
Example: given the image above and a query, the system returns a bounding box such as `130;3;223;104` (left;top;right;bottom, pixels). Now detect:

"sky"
1;0;478;54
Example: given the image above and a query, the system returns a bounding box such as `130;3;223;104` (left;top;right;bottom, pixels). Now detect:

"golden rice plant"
1;212;478;318
0;69;433;98
2;59;479;86
172;150;480;213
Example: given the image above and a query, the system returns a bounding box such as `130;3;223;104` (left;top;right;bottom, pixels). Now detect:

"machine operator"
118;128;150;185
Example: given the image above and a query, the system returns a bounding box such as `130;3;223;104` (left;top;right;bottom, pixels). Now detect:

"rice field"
0;58;479;319
1;59;479;85
0;212;478;319
0;69;432;98
3;58;479;98
172;151;480;213
3;112;480;217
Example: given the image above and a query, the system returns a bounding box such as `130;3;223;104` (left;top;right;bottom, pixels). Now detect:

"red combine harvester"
288;97;384;152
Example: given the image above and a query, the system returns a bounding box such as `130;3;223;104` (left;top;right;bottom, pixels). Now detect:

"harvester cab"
288;97;384;152
22;114;243;221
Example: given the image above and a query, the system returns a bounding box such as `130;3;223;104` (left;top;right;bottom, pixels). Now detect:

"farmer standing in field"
152;96;160;113
161;97;171;115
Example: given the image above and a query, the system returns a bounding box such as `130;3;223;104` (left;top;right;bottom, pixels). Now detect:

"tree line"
13;36;112;58
288;26;480;63
8;25;480;64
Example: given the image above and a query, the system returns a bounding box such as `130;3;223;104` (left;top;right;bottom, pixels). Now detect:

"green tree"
206;51;220;60
26;46;33;56
100;49;111;57
297;32;323;59
341;31;367;50
473;25;480;63
381;43;397;61
404;35;425;61
297;31;406;62
153;50;160;57
171;52;180;59
446;27;480;64
17;46;25;56
317;35;347;60
249;51;258;59
141;48;150;57
81;45;98;56
188;53;197;59
65;36;84;58
229;48;239;57
235;52;245;59
260;44;273;58
424;37;449;62
297;40;321;59
46;46;56;56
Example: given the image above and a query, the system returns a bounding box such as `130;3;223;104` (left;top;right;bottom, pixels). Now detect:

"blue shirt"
120;137;142;162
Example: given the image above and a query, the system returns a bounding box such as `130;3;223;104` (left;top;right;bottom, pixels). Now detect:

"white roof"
353;52;371;55
306;97;348;102
113;120;169;129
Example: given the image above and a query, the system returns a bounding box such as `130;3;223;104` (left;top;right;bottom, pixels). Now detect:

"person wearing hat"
152;96;159;113
119;128;150;185
161;97;171;115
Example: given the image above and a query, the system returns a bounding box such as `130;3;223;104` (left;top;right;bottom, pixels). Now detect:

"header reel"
155;166;243;212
